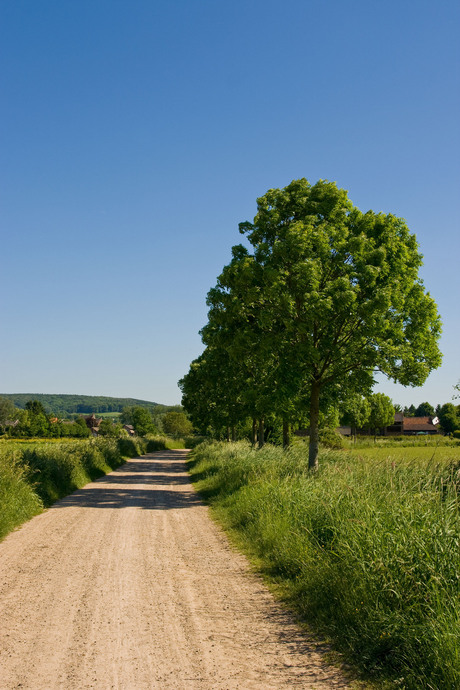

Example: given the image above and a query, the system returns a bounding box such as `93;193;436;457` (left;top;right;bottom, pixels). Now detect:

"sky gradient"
1;0;459;406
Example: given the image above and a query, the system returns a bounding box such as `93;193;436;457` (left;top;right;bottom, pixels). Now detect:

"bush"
319;427;344;449
116;437;147;458
0;434;186;543
184;435;207;448
145;437;168;452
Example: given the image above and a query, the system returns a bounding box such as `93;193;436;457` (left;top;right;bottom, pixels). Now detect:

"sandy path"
0;450;349;689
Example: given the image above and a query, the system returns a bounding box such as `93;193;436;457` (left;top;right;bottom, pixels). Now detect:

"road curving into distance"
0;449;350;689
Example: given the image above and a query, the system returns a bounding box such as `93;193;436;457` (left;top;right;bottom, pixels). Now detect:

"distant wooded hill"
0;394;166;416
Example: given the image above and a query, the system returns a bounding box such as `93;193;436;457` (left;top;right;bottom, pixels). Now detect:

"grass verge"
188;441;460;689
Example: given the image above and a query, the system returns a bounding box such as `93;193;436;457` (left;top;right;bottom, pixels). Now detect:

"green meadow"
350;444;460;464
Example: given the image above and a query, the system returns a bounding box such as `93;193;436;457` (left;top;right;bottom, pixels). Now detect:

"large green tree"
162;411;193;438
438;403;460;434
367;393;395;439
125;406;157;436
342;394;371;440
236;178;442;469
414;401;435;417
179;347;248;439
201;246;304;447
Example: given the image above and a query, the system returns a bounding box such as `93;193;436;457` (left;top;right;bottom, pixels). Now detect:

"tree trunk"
282;418;290;449
251;418;257;446
231;425;236;442
226;426;230;442
308;381;320;471
258;418;265;449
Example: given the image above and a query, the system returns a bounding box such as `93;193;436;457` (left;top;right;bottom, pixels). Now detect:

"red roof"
403;416;437;432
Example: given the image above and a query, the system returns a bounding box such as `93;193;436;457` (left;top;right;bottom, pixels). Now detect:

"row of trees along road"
180;179;442;470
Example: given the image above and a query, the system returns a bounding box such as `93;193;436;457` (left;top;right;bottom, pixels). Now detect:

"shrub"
145;437;168;452
0;437;135;529
145;434;186;450
0;434;184;543
184;435;207;448
319;427;344;449
117;437;147;458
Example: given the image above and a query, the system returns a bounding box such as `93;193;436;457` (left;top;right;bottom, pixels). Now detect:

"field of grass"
350;445;460;464
188;441;460;689
344;435;460;450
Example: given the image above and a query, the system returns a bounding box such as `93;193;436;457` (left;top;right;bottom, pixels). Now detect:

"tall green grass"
145;434;186;450
0;448;43;541
189;441;460;689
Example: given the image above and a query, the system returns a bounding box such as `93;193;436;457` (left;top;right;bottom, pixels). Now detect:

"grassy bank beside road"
188;441;460;689
0;435;186;541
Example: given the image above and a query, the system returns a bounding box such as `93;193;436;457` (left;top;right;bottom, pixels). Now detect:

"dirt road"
0;450;349;689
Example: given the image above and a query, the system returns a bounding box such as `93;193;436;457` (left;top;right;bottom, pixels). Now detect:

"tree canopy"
181;179;442;467
162;411;193;438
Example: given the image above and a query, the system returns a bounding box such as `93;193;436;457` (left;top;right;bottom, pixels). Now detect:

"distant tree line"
0;394;161;417
0;396;193;439
120;406;193;438
0;399;90;438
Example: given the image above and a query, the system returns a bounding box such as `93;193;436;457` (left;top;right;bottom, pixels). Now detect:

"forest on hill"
0;394;163;417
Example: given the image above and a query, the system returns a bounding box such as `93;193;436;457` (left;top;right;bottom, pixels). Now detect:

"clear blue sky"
1;0;459;407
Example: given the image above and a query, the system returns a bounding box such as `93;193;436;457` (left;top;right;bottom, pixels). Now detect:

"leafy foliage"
121;406;158;436
438;403;460;434
367;392;395;433
162;411;193;438
182;178;442;468
0;397;17;428
414;401;435;416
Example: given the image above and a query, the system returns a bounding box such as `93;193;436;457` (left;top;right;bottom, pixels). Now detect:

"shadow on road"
51;452;202;511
